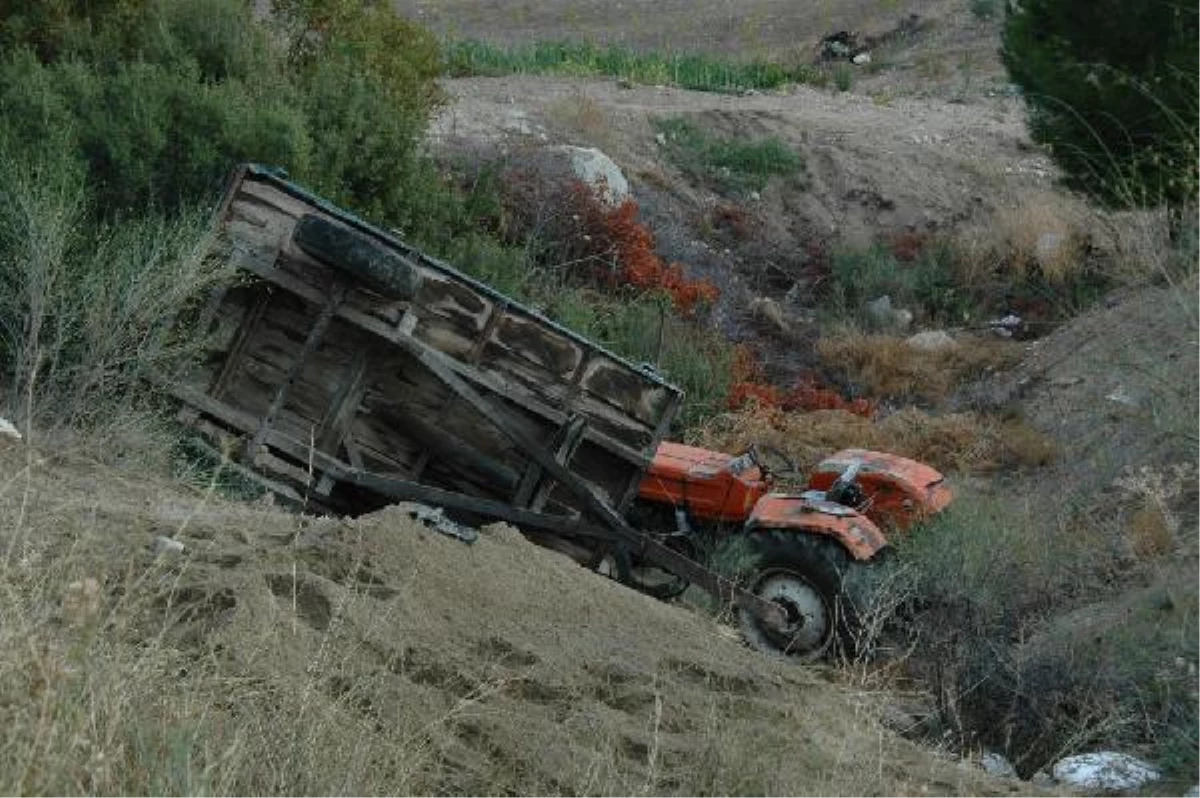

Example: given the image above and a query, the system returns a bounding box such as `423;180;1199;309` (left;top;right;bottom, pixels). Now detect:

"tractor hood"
808;449;952;530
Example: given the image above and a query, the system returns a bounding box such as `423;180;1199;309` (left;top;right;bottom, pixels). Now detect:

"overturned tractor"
165;164;950;660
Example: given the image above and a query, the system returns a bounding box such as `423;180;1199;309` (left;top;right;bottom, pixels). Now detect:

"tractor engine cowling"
637;442;771;523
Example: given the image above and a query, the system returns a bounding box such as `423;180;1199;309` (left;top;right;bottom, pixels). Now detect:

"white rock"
865;294;894;323
655;132;667;146
980;751;1018;779
906;330;958;351
852;52;872;65
1105;385;1139;408
154;536;185;556
865;295;914;332
0;416;21;442
543;145;630;207
1052;752;1161;792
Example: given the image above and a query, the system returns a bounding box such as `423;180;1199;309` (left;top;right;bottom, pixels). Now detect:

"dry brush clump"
689;405;1054;478
816;334;1021;404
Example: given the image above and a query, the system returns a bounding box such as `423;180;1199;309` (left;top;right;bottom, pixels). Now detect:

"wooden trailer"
163;164;783;626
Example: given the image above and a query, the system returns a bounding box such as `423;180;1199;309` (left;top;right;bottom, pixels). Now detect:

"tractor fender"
745;494;888;561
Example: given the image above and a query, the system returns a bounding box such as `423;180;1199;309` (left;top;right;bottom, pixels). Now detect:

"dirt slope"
0;442;1024;795
431;75;1047;248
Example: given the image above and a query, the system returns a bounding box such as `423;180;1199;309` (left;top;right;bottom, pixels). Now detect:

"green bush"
968;0;997;20
0;0;443;230
1003;0;1198;208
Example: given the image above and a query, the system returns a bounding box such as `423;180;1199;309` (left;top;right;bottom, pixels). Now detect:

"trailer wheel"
737;530;858;661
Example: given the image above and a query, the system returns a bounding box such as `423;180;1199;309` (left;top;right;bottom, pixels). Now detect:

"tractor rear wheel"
737;530;859;661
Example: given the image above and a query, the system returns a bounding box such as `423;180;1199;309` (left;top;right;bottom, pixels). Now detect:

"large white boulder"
1052;752;1161;792
542;145;630;207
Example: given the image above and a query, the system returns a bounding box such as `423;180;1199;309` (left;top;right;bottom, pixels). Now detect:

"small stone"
852;51;872;65
63;577;102;625
880;704;919;735
655;132;667;146
1105;385;1139;408
1035;231;1066;266
0;416;21;442
154;536;185;556
906;330;958;352
749;190;761;201
980;752;1018;779
1052;751;1161;792
1031;770;1054;787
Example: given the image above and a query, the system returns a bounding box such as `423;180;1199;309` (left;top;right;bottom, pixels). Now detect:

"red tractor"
608;443;952;659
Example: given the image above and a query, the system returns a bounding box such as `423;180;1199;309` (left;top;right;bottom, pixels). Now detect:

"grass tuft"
654;116;804;194
443;38;821;93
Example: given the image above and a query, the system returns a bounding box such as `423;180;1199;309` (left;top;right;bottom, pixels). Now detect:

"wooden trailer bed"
171;164;682;523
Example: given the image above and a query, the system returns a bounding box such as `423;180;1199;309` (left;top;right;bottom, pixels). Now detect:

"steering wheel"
747;444;798;482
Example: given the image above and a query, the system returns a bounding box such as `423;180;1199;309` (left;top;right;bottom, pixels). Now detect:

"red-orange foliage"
602;199;719;313
727;350;875;417
498;173;719;313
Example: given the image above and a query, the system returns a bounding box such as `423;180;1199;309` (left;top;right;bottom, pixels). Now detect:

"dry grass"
545;87;614;148
816;334;1021;403
688;405;1054;478
953;193;1091;284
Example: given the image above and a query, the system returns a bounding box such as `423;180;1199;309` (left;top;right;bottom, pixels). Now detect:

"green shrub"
825;244;968;324
0;53;312;215
654;116;804;194
556;293;736;431
1003;0;1198;208
0;0;443;231
968;0;997;20
832;63;855;93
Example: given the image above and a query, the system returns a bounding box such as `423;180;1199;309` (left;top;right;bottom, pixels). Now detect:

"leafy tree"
1003;0;1198;208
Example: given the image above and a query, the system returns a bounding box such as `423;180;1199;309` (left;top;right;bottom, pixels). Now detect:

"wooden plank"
528;415;589;512
389;327;630;531
211;290;272;400
162;381;351;482
245;284;347;462
316;347;371;453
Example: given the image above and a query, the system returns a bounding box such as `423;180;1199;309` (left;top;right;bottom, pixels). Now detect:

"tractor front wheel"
737;530;859;661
